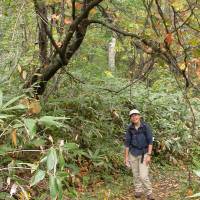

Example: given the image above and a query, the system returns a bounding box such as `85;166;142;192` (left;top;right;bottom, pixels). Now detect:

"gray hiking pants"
129;153;153;195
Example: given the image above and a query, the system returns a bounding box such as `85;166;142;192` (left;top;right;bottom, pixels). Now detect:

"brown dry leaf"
165;33;174;45
19;97;30;107
29;99;41;114
111;110;119;119
196;66;200;78
194;59;200;78
11;129;17;147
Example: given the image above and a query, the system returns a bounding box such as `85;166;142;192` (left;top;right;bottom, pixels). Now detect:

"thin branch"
0;149;47;156
0;47;21;85
155;0;169;33
61;0;103;55
0;167;32;171
65;71;85;84
142;0;160;37
72;0;76;20
186;0;200;26
33;0;61;56
173;73;196;134
172;6;190;87
171;11;193;34
101;59;154;94
88;19;140;39
11;1;25;41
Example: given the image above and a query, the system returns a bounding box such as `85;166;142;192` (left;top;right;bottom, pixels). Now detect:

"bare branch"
33;0;61;57
88;19;140;39
142;0;160;37
155;0;169;33
72;0;76;20
101;58;155;94
61;0;103;56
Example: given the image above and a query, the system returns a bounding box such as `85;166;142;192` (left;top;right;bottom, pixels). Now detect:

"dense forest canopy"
0;0;200;199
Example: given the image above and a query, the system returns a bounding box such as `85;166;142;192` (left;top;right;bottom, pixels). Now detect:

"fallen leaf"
11;129;17;147
186;188;193;196
165;33;173;45
28;99;41;114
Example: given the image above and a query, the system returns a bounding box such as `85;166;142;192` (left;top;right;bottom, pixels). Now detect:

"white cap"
129;109;140;116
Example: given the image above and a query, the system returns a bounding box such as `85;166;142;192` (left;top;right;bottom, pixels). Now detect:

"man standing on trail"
124;109;154;200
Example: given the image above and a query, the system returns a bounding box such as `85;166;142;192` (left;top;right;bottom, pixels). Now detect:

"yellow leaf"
11;129;17;147
17;65;22;73
170;0;186;10
90;8;97;15
19;191;31;200
179;63;186;70
22;71;27;80
104;71;113;78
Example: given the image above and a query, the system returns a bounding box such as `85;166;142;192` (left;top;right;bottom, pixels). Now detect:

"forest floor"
79;163;199;200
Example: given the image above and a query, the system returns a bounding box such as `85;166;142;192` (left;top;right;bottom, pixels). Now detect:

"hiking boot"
134;192;142;198
147;193;155;200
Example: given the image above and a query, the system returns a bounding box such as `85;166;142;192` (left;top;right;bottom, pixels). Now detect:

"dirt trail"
120;168;185;200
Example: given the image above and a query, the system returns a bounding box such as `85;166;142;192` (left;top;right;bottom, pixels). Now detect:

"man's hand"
124;158;130;168
145;155;151;165
124;147;130;167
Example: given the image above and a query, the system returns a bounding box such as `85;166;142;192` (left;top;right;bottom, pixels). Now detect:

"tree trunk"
108;37;116;72
36;2;48;66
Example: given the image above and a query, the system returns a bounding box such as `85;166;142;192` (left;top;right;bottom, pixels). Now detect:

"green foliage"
30;170;46;187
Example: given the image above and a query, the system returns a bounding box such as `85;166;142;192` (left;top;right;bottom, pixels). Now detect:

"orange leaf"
64;18;72;25
186;188;193;196
165;33;173;45
11;129;17;147
75;2;82;9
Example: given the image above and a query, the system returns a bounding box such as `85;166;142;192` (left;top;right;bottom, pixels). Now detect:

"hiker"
124;109;154;200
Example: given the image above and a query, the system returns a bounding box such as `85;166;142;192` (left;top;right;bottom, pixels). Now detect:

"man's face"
130;114;141;124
